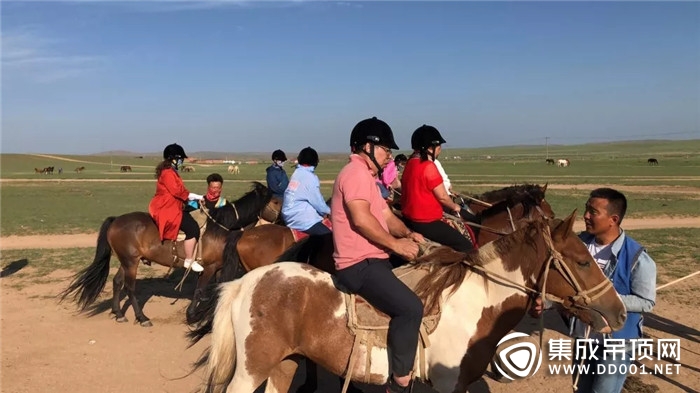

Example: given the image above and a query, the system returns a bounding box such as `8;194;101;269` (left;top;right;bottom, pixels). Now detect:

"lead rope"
573;325;591;391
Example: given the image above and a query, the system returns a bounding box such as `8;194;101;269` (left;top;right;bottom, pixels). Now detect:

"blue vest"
580;233;645;339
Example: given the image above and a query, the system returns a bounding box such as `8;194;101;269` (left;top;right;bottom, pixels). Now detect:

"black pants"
304;221;332;236
405;219;473;253
179;212;200;240
336;258;423;377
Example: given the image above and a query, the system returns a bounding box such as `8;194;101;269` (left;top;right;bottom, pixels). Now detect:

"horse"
60;182;279;326
228;165;240;174
182;166;195;173
545;158;555;165
120;165;132;172
556;159;570;167
188;211;627;393
75;166;85;173
34;167;46;174
647;158;659;166
219;184;554;280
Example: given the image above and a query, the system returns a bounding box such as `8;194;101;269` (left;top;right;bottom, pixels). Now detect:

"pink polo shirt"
331;154;390;270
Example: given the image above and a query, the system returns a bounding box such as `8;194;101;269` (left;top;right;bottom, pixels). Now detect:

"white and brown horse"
190;211;626;393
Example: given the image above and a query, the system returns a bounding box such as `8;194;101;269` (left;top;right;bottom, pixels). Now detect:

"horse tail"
199;280;242;393
220;230;246;282
59;216;116;310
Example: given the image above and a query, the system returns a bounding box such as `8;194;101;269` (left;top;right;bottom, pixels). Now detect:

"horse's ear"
553;209;577;241
541;183;548;193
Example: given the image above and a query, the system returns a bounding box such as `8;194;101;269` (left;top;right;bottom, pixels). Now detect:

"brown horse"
60;182;279;326
120;165;132;172
218;184;554;280
189;211;626;393
75;166;85;173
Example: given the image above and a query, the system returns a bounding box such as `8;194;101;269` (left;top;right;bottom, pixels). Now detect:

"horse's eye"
577;260;591;267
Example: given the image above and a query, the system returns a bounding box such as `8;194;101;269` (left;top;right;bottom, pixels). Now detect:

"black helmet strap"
359;144;384;178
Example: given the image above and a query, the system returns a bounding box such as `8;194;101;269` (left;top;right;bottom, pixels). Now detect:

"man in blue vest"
531;188;656;393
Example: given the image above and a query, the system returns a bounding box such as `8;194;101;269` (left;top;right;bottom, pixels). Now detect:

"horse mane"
477;184;545;205
205;182;272;231
413;219;547;314
478;184;546;220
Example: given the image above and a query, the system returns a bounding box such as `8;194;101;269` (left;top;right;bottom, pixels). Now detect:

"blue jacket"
571;230;657;340
266;164;289;199
281;165;330;231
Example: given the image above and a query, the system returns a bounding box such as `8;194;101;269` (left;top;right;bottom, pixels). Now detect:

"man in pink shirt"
331;117;429;393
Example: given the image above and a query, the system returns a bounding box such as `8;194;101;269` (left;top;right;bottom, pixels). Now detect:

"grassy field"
2;140;699;236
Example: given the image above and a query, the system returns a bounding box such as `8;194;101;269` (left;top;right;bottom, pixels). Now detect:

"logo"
493;332;543;380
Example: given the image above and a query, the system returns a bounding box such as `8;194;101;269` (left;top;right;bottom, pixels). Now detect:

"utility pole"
545;137;550;159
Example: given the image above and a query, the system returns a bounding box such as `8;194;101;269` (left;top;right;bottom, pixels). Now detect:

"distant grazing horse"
120;165;132;172
188;212;626;393
34;168;46;174
43;166;54;174
545;158;555;165
60;182;278;326
228;165;240;175
219;184;554;281
181;166;195;172
557;159;570;167
75;166;85;173
647;158;659;166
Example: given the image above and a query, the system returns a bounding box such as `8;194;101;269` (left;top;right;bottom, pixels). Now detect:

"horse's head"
539;210;626;333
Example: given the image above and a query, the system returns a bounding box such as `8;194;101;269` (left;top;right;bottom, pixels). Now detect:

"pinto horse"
189;212;626;393
60;182;279;326
218;184;554;280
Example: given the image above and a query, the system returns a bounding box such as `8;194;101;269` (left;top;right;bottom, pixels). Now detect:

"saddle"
290;218;333;242
342;242;446;386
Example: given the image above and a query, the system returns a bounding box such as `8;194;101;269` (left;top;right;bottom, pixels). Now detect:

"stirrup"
184;260;204;272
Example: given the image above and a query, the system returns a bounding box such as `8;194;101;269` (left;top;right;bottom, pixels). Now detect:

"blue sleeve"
306;175;330;216
266;169;288;196
620;251;657;313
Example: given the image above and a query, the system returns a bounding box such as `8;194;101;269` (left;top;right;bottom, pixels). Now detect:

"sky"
1;1;699;154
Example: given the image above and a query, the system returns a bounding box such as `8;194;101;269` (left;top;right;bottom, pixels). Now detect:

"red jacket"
148;168;190;241
401;157;444;222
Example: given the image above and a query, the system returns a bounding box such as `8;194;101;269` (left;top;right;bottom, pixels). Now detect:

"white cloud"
1;29;105;83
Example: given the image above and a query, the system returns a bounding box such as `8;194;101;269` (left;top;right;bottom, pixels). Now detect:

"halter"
464;223;613;312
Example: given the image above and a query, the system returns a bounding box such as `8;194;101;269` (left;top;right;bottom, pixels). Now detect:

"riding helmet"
163;143;188;160
411;125;447;150
271;149;287;162
350;117;399;150
394;154;408;164
297;147;319;167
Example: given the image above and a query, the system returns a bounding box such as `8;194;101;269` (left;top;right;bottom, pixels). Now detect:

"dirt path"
1;266;698;393
2;216;699;251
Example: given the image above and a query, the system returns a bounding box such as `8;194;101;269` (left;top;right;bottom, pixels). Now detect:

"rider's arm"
345;199;402;251
433;184;461;215
161;169;189;201
384;207;425;243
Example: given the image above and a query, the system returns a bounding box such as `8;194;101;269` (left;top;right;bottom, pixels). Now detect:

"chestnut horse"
60;182;279;326
189;212;626;393
218;184;554;280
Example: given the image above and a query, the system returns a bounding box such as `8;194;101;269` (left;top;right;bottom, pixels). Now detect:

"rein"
197;201;233;231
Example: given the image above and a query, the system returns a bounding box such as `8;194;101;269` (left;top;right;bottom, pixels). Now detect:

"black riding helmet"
163;143;188;160
350;117;399;176
271;149;287;162
297;146;319;167
350;117;399;150
411;125;446;151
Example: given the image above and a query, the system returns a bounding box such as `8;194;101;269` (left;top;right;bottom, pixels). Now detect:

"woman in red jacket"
148;143;205;272
401;125;473;253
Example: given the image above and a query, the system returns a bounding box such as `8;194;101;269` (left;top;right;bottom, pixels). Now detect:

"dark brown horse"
218;184;554;281
189;212;626;393
60;182;279;326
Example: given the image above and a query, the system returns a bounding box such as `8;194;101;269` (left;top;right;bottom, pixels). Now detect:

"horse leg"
121;259;152;327
263;358;300;393
111;266;128;322
186;264;217;324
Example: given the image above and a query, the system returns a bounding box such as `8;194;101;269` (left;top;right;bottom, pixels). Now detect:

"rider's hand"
406;231;425;243
392;238;419;261
529;296;544;318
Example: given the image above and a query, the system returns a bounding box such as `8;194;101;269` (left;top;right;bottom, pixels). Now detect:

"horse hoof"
140;320;153;327
115;316;128;323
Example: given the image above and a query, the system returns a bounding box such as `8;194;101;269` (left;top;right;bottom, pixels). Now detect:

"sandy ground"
2;216;699;251
2;259;698;393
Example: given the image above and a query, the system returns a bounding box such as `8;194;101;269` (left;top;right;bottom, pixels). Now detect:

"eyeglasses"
376;146;392;155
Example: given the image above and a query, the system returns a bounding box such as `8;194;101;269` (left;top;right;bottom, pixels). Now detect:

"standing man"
266;149;289;201
331;116;432;393
531;188;656;393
